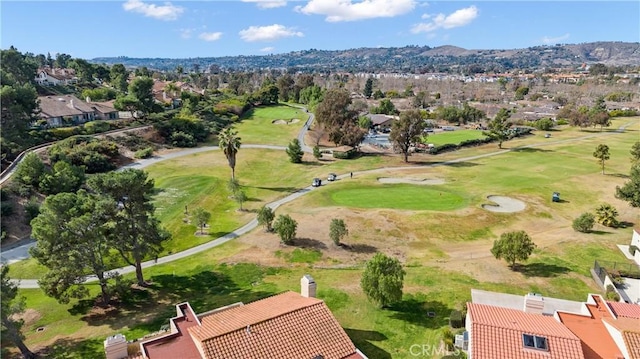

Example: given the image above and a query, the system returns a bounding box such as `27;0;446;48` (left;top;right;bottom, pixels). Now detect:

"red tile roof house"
466;289;640;359
466;302;585;359
104;275;368;359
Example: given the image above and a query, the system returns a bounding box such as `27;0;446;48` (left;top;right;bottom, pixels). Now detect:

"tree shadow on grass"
340;243;377;254
515;262;570;278
293;237;327;250
606;173;630;179
252;186;300;193
388;295;451;329
442;161;479;168
79;266;276;332
37;337;104;359
618;221;635;229
344;328;391;359
589;230;612;235
512;147;553;153
300;161;323;167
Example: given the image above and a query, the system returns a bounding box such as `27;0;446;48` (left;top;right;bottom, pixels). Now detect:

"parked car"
328;173;337;181
312;178;322;187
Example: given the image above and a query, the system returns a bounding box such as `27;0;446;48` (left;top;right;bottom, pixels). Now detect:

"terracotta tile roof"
608;301;640;319
558;296;623;359
602;316;640;332
190;291;359;359
624;331;640;359
468;303;584;359
142;303;202;359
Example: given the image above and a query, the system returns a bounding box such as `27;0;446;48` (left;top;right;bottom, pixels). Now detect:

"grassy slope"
233;104;308;146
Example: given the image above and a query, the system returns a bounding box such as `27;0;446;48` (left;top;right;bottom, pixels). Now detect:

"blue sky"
1;1;639;59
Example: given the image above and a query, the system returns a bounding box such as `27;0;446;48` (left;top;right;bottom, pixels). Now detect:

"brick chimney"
523;293;544;315
104;333;128;359
301;275;316;298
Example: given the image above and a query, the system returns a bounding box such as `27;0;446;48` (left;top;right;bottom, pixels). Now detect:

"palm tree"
595;203;619;228
218;128;241;180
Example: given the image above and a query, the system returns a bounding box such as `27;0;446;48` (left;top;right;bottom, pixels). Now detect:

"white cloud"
180;28;194;39
123;0;184;21
412;5;478;33
541;33;570;45
260;46;276;52
295;0;416;22
199;32;223;41
242;0;287;9
239;24;304;42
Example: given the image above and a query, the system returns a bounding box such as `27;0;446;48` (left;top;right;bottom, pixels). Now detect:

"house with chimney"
35;67;78;86
463;289;640;359
37;95;118;128
104;275;368;359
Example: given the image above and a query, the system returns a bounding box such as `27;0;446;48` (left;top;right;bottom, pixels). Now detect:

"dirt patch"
13;308;42;327
272;119;301;125
482;195;526;213
378;177;445;185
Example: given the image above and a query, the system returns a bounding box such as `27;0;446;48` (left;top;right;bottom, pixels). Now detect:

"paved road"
6;119;637;288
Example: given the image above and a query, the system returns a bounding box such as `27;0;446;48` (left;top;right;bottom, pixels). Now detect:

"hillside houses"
37;95;118;128
35;67;78;86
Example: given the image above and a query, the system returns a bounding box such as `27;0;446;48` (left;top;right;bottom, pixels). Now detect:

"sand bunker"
378;177;445;185
272;119;301;125
482;195;526;213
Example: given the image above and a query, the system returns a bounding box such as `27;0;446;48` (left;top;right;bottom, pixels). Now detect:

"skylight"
522;334;548;350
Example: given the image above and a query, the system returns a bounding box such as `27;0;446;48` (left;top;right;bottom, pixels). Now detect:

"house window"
522;334;548;351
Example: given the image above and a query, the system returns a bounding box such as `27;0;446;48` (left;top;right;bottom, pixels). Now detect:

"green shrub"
0;188;10;201
1;201;14;217
605;284;620;301
572;212;595;233
430;143;459;155
24;198;40;223
449;310;464;328
83;120;111;134
170;131;197;147
556;119;569;125
134;147;154;159
533;118;554;131
442;327;455;350
332;148;357;159
47;127;83;140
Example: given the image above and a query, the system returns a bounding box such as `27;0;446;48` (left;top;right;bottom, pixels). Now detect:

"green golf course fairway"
329;183;467;210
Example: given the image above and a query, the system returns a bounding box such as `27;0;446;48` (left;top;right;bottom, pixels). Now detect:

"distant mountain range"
92;41;640;73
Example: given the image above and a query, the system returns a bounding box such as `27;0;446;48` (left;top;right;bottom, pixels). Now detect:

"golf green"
329;184;467;210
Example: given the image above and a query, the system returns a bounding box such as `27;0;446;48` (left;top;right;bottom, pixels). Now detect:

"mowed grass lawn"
233;104;308;146
321;183;468;210
423;129;487;145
